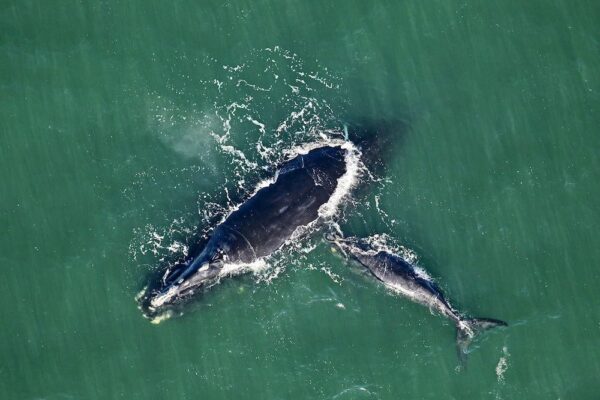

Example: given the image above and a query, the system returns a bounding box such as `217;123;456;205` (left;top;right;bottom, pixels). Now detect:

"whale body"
327;234;506;362
143;143;357;315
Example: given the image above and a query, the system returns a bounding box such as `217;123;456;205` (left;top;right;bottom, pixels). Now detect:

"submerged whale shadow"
345;117;410;179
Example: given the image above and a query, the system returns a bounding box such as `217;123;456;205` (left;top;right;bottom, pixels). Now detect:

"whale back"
220;145;347;262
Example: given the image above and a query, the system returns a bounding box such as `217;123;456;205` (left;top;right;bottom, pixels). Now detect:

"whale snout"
140;264;222;318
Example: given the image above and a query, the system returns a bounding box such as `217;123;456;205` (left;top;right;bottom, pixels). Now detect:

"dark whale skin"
145;145;349;312
328;235;507;365
217;145;347;262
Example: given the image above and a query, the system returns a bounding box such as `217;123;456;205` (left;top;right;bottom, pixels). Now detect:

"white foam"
150;310;175;325
321;266;342;284
157;139;359;306
214;138;361;231
414;271;435;287
149;285;179;310
218;144;258;169
495;346;510;382
220;258;268;277
246;116;266;134
275;101;315;135
237;79;271;92
351;233;419;265
133;48;351;314
318;141;362;219
134;286;148;302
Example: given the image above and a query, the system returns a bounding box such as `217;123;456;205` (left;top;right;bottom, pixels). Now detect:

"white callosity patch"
149;285;179;310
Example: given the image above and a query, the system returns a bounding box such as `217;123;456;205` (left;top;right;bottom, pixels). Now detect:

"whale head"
140;253;224;320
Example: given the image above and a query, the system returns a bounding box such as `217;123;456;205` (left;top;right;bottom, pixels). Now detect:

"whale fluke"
456;317;508;366
327;234;507;366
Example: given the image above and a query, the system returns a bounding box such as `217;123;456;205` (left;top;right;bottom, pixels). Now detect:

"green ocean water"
2;0;600;399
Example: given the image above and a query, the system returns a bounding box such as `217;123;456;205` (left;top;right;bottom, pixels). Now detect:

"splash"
495;346;510;382
129;48;359;306
318;141;363;219
357;233;419;265
214;137;364;277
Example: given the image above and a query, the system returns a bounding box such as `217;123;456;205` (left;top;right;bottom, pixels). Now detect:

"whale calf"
326;234;507;362
142;142;360;317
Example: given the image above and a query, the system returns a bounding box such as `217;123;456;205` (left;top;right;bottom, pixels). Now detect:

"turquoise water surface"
2;1;600;399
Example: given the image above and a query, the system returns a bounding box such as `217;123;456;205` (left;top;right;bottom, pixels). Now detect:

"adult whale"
326;234;507;363
142;142;361;317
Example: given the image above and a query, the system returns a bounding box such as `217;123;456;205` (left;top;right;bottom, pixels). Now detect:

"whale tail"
456;317;507;366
